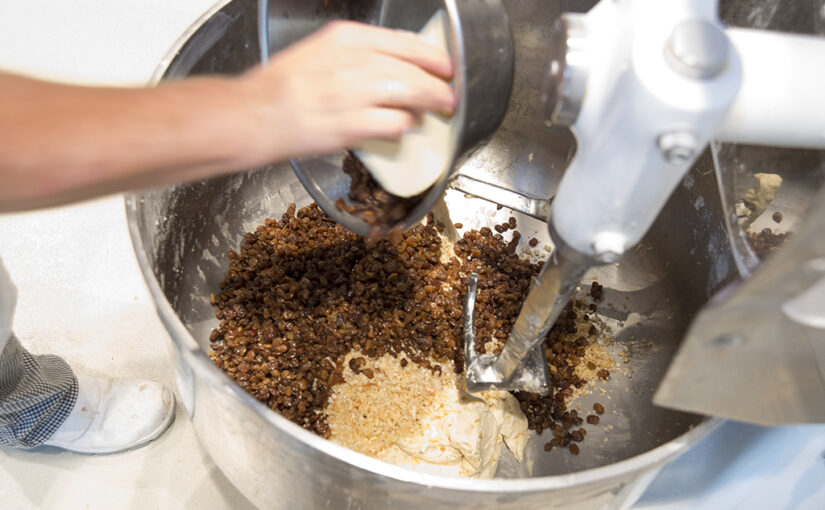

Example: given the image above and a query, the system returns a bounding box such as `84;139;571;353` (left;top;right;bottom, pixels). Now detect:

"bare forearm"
0;21;454;213
0;73;268;212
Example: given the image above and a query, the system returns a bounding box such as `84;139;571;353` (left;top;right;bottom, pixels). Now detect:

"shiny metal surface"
658;132;825;425
655;183;825;425
653;0;825;424
126;165;719;509
463;270;552;395
710;141;762;277
289;0;514;237
664;20;729;80
122;1;739;509
450;174;552;221
462;272;550;394
712;141;825;279
542;14;589;125
464;224;594;394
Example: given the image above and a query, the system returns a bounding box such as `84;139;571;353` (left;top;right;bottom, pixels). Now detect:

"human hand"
237;21;455;161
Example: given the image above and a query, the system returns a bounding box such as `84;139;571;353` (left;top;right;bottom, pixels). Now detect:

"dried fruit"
209;202;610;454
335;152;423;243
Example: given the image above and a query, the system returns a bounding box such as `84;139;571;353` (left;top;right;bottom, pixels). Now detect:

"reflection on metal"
290;0;514;237
655;185;825;424
463;225;593;394
542;14;589;126
463;270;552;395
710;141;762;278
450;174;552;222
657;0;825;426
664;20;729;80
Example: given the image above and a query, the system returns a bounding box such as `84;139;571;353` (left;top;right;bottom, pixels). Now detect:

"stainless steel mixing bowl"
124;1;748;508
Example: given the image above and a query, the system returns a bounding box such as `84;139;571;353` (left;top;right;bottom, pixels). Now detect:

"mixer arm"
543;0;825;261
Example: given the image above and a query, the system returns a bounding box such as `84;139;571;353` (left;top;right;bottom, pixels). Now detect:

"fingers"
374;28;454;79
323;21;454;79
364;55;456;114
256;20;458;155
297;21;455;113
338;107;418;144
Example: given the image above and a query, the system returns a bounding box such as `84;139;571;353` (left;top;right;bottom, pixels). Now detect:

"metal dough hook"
462;228;593;395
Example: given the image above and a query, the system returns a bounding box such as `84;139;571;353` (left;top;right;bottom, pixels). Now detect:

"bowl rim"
125;0;723;494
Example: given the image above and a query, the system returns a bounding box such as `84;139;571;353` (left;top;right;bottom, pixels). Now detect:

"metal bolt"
658;131;698;164
665;20;729;80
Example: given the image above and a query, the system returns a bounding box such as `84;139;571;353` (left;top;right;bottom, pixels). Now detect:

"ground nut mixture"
325;351;450;457
326;351;528;478
209;203;613;456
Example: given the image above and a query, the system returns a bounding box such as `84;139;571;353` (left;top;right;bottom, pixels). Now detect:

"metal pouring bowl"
289;0;515;237
123;1;747;508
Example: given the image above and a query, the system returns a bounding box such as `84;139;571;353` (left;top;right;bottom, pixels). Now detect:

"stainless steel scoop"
290;0;514;237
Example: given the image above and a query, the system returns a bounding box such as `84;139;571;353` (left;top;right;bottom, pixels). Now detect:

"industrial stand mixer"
125;0;825;508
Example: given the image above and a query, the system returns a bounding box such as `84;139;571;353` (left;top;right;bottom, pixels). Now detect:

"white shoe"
44;375;176;454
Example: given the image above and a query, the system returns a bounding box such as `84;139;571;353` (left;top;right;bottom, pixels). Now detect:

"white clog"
44;375;175;454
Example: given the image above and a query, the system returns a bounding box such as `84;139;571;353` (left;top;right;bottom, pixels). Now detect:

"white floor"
0;1;255;508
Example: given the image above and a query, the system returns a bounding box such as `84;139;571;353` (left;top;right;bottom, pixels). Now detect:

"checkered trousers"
0;334;78;448
0;257;77;448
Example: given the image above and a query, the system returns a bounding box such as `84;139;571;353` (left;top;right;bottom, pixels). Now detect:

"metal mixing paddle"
463;228;592;395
